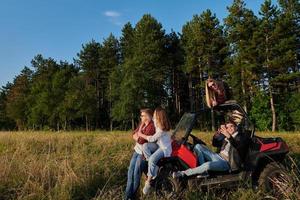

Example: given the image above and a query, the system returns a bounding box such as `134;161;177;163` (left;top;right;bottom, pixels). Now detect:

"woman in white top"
137;107;172;195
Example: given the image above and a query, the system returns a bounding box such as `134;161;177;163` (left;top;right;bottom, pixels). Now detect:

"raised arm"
138;127;163;143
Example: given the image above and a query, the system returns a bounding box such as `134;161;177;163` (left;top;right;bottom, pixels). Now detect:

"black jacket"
212;131;249;171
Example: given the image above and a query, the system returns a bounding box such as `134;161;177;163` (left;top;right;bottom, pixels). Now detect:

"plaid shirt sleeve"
137;121;155;144
144;122;155;136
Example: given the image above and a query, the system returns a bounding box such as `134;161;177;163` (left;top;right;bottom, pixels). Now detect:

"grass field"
0;131;299;200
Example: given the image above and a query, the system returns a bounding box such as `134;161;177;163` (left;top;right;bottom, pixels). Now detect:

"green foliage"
286;93;300;130
112;14;168;128
5;67;32;130
1;1;299;131
249;92;272;131
0;84;15;130
224;0;259;110
182;9;226;76
27;55;60;129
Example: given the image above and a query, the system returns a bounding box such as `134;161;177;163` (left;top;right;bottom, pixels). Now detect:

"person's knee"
148;155;155;164
195;144;204;152
148;154;160;166
142;142;148;149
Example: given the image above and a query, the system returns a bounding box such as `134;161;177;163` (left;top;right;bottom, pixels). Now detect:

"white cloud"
104;11;121;18
103;10;123;26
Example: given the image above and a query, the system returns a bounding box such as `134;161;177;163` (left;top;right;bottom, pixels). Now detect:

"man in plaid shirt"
125;108;155;200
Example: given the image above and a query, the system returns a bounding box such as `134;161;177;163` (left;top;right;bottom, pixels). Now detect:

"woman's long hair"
205;78;225;108
205;79;216;108
154;107;171;131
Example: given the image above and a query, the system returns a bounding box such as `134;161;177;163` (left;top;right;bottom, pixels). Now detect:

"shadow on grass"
71;167;128;200
289;152;300;162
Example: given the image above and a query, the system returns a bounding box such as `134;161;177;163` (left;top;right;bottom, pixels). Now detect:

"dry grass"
0;131;299;200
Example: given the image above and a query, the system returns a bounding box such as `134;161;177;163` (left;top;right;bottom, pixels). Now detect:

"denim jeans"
183;144;230;176
142;142;159;160
125;151;147;199
147;148;165;178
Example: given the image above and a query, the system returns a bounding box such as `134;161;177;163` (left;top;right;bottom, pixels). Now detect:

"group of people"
125;107;172;199
125;78;247;199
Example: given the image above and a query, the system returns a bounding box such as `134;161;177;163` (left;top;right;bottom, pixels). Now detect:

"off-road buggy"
153;102;291;198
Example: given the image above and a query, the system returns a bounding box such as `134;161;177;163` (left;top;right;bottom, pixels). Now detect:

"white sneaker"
142;181;152;195
172;171;185;178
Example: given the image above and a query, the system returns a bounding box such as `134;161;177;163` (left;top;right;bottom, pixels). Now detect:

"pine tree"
76;40;103;129
182;9;227;130
101;34;120;130
224;0;258;112
112;14;167;129
0;84;16;130
6;67;32;130
111;23;134;129
63;74;97;131
165;31;188;120
27;55;59;130
252;0;282;131
182;10;227;104
50;62;79;130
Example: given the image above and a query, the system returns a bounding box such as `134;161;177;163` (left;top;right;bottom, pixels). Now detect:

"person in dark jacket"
173;120;248;178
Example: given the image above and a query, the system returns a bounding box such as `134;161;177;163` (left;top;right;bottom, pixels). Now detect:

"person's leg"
193;144;206;165
194;144;217;162
142;142;158;160
183;159;229;176
181;146;229;177
132;153;144;197
143;149;165;195
125;152;139;199
147;148;165;178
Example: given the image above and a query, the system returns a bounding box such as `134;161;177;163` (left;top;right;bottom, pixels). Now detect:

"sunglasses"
208;82;217;88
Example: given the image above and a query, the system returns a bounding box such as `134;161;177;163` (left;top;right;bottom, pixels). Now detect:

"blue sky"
0;0;275;87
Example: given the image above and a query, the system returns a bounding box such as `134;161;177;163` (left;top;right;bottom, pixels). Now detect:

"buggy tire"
154;168;185;199
258;162;292;197
155;175;184;199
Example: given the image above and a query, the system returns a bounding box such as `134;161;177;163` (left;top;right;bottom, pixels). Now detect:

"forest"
0;0;299;132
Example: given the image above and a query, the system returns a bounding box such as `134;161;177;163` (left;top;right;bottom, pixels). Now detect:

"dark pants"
125;151;147;199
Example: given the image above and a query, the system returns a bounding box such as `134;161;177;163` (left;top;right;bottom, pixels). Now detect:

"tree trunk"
57;122;60;132
96;73;100;129
109;81;113;131
241;68;247;113
270;87;276;132
172;69;177;113
85;115;88;132
131;113;135;130
199;68;204;110
211;109;215;131
64;117;67;131
188;73;194;112
265;35;276;132
175;72;180;114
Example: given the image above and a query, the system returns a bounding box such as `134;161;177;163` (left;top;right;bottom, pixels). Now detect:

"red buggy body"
153;102;291;199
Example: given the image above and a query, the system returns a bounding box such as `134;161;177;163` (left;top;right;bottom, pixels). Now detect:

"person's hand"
137;131;144;138
216;125;226;135
220;125;226;130
212;100;218;107
220;126;230;138
133;133;139;141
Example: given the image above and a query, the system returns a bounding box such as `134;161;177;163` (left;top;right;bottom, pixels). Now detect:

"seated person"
173;120;247;178
125;108;155;200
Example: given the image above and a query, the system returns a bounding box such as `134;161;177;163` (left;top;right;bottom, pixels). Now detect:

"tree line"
0;0;299;131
